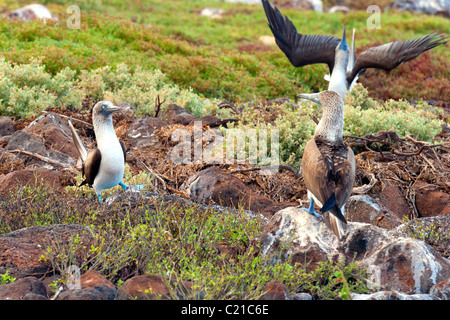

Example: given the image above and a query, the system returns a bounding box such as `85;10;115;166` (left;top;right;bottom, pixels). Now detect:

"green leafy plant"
0;270;16;285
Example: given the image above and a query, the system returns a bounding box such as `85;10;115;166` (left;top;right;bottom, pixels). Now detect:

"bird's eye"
101;104;107;110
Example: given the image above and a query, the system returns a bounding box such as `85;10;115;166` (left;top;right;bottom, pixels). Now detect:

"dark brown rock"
166;104;195;125
430;279;450;300
115;275;193;300
413;180;450;217
378;182;411;221
0;225;96;279
5;130;74;167
6;130;47;156
346;195;403;229
57;270;117;300
0;167;75;195
25;112;79;159
260;280;289;300
188;115;220;127
0;277;47;300
182;167;274;215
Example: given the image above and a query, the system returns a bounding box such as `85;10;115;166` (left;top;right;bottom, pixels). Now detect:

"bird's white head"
92;101;122;118
91;101;122;135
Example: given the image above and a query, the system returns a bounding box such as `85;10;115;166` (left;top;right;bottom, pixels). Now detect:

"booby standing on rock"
68;101;130;203
262;0;448;100
298;90;355;239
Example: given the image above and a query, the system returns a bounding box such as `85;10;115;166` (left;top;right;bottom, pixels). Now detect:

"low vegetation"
0;0;448;103
0;183;371;299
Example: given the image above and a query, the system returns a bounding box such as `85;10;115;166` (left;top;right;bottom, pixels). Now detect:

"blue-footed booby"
262;0;448;99
298;90;355;239
68;101;129;203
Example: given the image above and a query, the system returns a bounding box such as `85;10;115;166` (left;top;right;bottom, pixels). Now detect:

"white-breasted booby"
298;90;355;239
262;0;448;99
68;101;129;203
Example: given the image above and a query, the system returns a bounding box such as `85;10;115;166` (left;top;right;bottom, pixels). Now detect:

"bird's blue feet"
298;199;324;221
119;182;128;190
119;182;144;191
97;194;103;203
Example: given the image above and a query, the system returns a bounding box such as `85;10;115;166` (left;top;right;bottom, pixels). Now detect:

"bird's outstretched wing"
262;0;341;72
347;33;449;85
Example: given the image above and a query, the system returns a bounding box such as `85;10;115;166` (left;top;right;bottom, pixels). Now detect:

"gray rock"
0;116;14;137
126;116;166;148
261;207;450;294
6;130;75;168
387;0;450;17
351;291;437;300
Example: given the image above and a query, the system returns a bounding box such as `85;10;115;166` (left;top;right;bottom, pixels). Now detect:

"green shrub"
0;58;218;118
344;84;442;141
0;57;82;118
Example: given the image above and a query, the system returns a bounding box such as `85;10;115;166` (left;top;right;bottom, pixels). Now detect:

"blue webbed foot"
298;199;324;221
119;182;128;190
97;194;103;203
119;183;144;191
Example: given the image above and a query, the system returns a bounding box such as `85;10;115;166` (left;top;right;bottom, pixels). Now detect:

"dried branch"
140;160;167;191
42;110;93;128
352;173;377;194
228;164;301;178
309;114;319;125
7;149;76;171
206;118;239;128
154;95;166;118
218;101;240;115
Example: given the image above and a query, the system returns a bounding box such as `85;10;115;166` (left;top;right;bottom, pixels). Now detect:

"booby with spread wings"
262;0;448;99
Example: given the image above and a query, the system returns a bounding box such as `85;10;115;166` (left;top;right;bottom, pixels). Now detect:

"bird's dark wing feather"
302;138;354;224
120;140;126;163
83;149;102;187
347;33;449;85
262;0;340;72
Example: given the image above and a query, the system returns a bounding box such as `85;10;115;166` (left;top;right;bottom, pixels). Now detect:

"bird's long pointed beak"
297;93;321;106
339;25;348;51
104;105;122;114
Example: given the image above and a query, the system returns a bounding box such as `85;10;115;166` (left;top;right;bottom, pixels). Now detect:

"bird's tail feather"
324;211;347;239
68;118;88;162
320;193;347;224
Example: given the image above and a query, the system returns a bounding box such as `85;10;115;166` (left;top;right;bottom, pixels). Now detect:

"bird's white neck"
328;64;347;100
329;50;349;100
93;116;120;150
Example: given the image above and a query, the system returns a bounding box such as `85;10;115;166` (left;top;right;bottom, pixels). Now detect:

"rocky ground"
0;101;449;300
